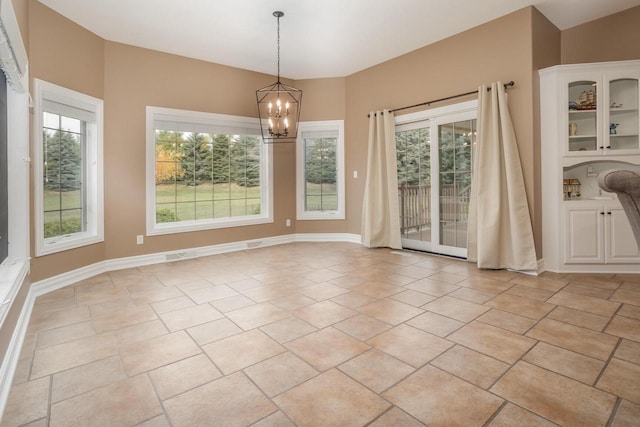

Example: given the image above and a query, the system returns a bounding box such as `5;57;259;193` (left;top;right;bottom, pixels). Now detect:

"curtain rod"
367;80;515;118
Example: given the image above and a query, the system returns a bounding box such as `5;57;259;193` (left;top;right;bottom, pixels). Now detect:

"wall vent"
246;241;262;249
165;250;198;262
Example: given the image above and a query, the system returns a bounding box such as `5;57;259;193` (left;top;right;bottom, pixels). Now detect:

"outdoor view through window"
154;131;262;224
42;111;85;239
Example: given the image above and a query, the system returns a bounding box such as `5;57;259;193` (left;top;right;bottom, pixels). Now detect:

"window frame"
33;79;104;257
296;120;345;220
145;106;273;236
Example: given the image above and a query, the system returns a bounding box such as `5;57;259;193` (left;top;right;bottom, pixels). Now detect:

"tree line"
395;127;473;190
155;131;260;187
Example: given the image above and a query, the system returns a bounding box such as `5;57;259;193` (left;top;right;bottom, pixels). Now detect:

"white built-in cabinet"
564;203;639;264
540;60;640;273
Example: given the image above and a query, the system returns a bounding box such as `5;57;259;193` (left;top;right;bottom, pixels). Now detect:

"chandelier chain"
276;14;281;82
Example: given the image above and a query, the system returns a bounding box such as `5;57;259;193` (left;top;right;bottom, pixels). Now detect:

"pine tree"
210;134;231;184
305;137;336;184
231;136;260;187
43;130;82;191
178;132;212;186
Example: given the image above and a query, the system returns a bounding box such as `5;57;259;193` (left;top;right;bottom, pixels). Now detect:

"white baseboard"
0;285;35;421
0;232;363;419
295;233;361;244
31;261;107;298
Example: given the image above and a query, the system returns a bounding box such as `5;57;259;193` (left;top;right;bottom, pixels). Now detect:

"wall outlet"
286;219;291;227
136;235;144;245
353;170;358;178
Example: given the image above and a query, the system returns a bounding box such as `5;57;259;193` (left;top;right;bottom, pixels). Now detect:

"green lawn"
43;189;81;211
43;190;83;238
43;183;338;230
155;182;261;222
305;182;338;211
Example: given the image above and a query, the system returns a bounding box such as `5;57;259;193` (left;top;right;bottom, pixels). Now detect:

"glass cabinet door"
567;80;598;153
608;78;639;151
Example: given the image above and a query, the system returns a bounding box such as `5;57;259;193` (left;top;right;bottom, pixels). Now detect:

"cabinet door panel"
607;208;640;263
565;207;604;263
606;73;640;153
566;76;601;156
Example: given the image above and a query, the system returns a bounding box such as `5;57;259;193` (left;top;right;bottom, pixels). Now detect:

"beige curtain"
467;82;537;271
361;109;402;249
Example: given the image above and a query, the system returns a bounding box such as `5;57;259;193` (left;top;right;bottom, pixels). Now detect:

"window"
146;107;273;235
34;79;104;256
296;120;345;220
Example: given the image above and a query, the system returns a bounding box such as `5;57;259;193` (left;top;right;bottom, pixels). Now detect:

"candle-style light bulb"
276;99;281;116
268;102;272;115
268;118;273;134
285;102;290;115
284;118;289;133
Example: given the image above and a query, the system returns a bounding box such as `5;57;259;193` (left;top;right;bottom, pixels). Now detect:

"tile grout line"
142;371;173;427
482;400;508;427
593;337;623;388
605;397;623;427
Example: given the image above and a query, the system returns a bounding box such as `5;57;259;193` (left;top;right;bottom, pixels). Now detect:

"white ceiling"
38;0;640;80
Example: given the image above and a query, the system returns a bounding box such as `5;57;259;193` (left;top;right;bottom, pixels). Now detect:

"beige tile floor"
2;242;640;426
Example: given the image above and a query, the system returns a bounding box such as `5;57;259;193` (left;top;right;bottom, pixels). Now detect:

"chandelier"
256;11;302;143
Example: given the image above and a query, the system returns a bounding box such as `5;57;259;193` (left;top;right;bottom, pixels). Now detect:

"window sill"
36;233;103;257
147;215;273;236
297;212;345;221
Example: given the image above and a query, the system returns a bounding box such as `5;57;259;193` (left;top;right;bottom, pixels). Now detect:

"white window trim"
145;106;273;236
296;120;345;220
33;79;104;257
395;99;478;126
0;68;30;326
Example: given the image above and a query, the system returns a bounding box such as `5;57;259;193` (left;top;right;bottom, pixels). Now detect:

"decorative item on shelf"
568;101;578;110
569;122;578;136
610;102;623;109
576;90;596;110
572;179;581;198
255;11;303;144
563;178;581;199
610;123;619;135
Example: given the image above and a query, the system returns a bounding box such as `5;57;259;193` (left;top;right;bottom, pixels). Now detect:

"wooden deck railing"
398;184;470;234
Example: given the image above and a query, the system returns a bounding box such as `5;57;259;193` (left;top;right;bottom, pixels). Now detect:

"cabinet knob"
607;211;612;215
606;146;611;149
599;146;604;150
600;212;605;215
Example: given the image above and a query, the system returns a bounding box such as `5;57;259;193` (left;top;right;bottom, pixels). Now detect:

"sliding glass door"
396;104;476;258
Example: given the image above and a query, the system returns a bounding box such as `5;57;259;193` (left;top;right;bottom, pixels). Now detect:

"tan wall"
28;0;105;281
562;6;640;64
344;7;541;254
103;42;297;259
532;9;562;258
